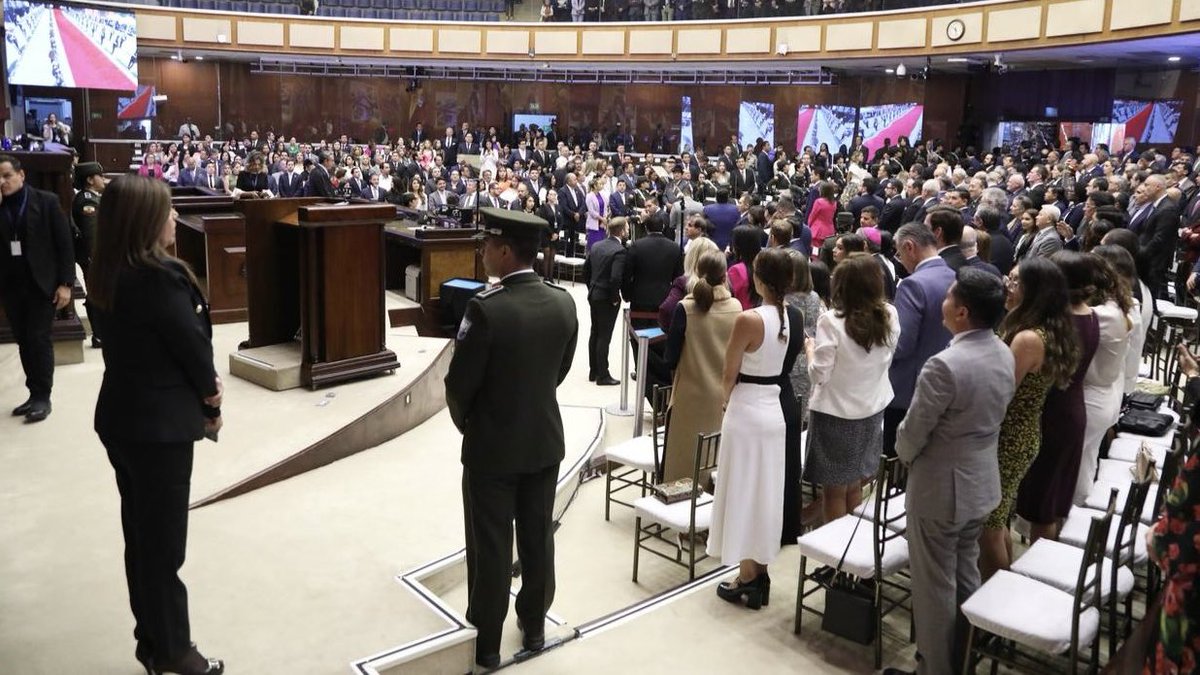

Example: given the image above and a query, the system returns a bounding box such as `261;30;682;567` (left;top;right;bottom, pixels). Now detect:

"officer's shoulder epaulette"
476;285;507;300
543;279;568;292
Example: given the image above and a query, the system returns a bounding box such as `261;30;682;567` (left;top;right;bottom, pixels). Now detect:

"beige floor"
0;281;919;675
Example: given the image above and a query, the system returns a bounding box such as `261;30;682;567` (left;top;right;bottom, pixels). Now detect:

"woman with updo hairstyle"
1092;244;1146;396
979;257;1080;578
1016;250;1100;542
728;224;765;310
1073;252;1135;505
709;247;794;610
804;253;899;525
662;250;742;482
658;237;720;331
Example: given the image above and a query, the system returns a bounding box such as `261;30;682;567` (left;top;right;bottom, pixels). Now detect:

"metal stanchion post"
604;308;636;417
633;332;650;437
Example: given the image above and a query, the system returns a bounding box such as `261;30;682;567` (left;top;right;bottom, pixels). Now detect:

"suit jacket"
177;167;200;187
888;256;956;409
622;232;683;311
585;191;606;232
608;190;630;218
444;272;578;474
457;142;480;156
702;202;740;251
1029;226;1064;259
966;256;1002;277
911;197;938;225
984;226;1015;277
897;329;1014;521
849;193;885;225
0;186;75;298
1138;200;1181;292
880;196;908;232
731;168;756;197
93;261;220;444
938;245;968;272
428;190;452;209
559;185;587;228
583;236;626;303
361;185;386;201
305;165;335;198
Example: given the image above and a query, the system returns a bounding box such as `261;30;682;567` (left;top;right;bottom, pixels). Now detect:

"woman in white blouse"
804;253;900;523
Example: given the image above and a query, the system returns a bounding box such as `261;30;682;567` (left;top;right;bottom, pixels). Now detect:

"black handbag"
819;514;876;645
1126;391;1165;411
1117;409;1172;437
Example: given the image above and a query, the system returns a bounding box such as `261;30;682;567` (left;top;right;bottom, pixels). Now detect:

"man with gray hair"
960;226;1001;277
883;223;956;458
973;205;1013;276
912;178;941;225
1136;174;1181;298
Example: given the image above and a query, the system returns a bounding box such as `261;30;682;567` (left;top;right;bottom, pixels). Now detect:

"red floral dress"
1145;449;1200;674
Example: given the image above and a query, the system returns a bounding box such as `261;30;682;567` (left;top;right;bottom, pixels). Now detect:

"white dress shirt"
808;304;900;419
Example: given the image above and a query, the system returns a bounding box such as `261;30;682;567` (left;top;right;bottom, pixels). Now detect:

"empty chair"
604;384;670;521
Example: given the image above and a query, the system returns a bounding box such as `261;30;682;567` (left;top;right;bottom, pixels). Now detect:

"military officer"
73;161;106;347
445;207;578;670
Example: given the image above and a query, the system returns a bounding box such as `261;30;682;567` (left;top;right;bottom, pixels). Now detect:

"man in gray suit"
885;268;1015;675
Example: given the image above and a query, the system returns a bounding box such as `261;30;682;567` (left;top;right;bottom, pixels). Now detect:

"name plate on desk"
403;226;481;241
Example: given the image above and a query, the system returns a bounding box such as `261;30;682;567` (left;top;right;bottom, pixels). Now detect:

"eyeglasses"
1004;275;1020;288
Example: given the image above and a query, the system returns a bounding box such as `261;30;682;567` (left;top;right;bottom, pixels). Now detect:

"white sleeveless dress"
707;305;789;566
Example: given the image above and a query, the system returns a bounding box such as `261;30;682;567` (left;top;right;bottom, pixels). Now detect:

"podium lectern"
242;199;399;389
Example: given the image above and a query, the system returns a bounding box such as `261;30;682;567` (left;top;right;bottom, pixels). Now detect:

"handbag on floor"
819;514;876;645
1117;409;1172;437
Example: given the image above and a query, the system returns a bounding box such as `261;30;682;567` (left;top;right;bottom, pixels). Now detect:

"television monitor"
4;0;138;90
118;85;156;120
998;121;1058;150
796;105;856;154
1057;122;1093;147
738;101;775;150
680;95;694;153
24;96;72;137
1111;99;1182;144
859;103;923;159
512;113;556;135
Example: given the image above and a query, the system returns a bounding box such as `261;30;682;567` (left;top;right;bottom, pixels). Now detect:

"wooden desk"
170;188;244;324
384;222;483;303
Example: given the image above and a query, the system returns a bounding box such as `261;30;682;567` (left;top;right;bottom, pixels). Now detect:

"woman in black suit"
87;176;224;675
234;152;269;194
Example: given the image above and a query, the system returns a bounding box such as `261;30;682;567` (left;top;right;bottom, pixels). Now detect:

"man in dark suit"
911;179;941;226
879;178;908;233
360;173;386;202
926;207;968;272
558;173;587;258
583;218;627;386
410;122;426;145
849;177;885;227
445;208;578;670
0;155;76;421
702;188;740;251
458;133;481;157
1136;175;1181;299
973;206;1015;277
304;151;336;198
276;159;302;197
730;156;756;199
608;180;630;219
885;223;956;458
960;226;1001;277
622;215;681;394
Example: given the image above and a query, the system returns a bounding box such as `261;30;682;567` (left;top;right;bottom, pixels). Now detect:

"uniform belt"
737;373;783;386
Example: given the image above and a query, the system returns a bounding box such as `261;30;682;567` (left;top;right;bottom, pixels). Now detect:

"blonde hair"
683;238;720;288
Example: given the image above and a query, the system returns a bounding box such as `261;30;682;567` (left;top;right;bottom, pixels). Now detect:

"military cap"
474;206;548;240
74;161;104;189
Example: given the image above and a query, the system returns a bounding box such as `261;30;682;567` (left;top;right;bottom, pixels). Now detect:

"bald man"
1136;174;1180;299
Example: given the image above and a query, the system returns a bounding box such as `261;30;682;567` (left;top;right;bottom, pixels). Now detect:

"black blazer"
305;166;336;198
1138;201;1181;291
236;171;269;192
939;245;969;272
880;196;908;232
622;232;683;311
93;261;219;444
583;236;626;303
0;186;75;298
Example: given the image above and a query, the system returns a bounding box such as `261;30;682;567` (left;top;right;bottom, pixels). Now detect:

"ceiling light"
947;57;969;63
895;63;907;77
170;54;180;60
1168;56;1181;62
885;68;895;74
195;55;205;61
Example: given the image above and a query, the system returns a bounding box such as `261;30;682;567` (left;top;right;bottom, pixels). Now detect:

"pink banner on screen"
52;7;137;90
860;104;924;159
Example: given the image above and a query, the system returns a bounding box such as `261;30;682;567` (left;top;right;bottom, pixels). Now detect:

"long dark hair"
999;257;1079;389
87;175;200;310
753;247;793;342
1052;250;1097;306
1087;250;1134;329
733;224;764;305
831;253;892;351
691;251;728;313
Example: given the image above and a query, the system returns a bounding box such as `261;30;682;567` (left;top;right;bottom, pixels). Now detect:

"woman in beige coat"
661;250;743;482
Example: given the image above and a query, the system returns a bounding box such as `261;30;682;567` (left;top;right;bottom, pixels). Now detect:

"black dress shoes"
516;617;545;652
149;646;224;675
24;400;51;423
595;376;620;386
881;668;915;675
475;653;501;669
11;399;34;416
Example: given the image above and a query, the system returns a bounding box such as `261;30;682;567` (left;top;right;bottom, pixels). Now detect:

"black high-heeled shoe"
716;572;770;610
149;644;224;675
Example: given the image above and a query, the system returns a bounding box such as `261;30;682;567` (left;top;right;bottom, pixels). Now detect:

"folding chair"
604;384;670;520
632;431;719;582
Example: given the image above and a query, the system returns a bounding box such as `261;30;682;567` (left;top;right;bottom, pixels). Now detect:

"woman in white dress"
708;247;793;610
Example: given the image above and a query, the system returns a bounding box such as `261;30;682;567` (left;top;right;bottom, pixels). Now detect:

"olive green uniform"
72;188;100;277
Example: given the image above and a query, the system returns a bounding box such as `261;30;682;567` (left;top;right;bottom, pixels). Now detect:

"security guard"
445;207;578;670
73;161;105;347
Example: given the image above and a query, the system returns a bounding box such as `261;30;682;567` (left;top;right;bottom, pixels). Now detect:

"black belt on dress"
737;373;783;386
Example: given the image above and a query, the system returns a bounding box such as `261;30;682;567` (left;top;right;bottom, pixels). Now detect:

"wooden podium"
240;199;399;389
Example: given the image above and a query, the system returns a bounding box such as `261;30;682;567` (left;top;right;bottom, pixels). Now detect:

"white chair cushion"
1137;363;1152;378
796;514;908;580
961;570;1100;656
1108;437;1170;466
558;257;586;267
1160;305;1198;321
1094;458;1138;486
606;436;657;473
1058;506;1148;565
633;493;712;532
851;497;908;534
1010;539;1135;603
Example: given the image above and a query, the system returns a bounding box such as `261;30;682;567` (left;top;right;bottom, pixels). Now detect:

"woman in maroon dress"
1015;251;1099;542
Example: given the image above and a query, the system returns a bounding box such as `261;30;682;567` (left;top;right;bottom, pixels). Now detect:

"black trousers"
462;464;558;660
883;405;907;459
104;439;195;664
563;221;580;258
1;271;56;401
588;299;620;380
629;311;671;398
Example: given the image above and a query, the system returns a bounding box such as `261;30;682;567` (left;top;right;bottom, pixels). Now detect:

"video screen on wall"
1057;122;1093;147
118;85;156;120
859;103;924;159
512;113;556;134
738;101;775;150
680;96;694;153
1109;99;1182;144
796;105;856;154
4;0;138;90
998;121;1060;150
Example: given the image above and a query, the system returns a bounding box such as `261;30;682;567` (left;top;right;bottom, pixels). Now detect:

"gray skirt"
804;409;885;485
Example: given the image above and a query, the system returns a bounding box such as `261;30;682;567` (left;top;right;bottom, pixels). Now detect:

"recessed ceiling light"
885;68;895;74
1168;56;1181;62
947;57;969;63
170;54;180;60
195;55;205;60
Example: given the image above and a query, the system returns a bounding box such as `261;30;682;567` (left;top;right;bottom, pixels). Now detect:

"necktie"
209;176;214;189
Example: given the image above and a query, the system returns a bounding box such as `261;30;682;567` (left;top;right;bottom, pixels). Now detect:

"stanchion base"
604;402;637;417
